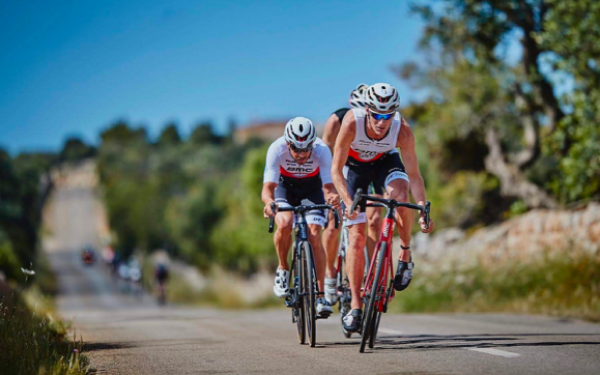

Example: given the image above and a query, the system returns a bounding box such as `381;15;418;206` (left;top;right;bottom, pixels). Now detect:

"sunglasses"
369;111;394;121
289;143;313;153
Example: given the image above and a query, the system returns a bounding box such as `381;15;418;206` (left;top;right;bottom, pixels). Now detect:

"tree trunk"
484;127;558;208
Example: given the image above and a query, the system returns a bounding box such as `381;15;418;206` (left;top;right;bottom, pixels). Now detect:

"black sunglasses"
288;143;313;153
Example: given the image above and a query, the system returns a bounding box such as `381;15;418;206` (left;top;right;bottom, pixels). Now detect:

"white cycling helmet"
284;117;317;149
349;83;368;108
365;83;400;113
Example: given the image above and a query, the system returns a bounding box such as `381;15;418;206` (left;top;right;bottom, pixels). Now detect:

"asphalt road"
43;180;600;375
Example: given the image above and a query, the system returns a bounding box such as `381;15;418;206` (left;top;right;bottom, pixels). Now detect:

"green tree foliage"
59;137;95;163
0;148;56;278
166;182;223;269
402;0;600;223
539;0;600;202
209;144;274;273
157;123;182;147
97;119;268;270
189;122;222;146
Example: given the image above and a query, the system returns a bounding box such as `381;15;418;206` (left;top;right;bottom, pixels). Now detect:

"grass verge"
0;286;89;375
392;246;600;321
140;256;281;309
167;269;281;309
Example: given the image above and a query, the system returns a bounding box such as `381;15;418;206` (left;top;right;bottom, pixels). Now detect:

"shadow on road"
84;342;134;352
323;333;600;351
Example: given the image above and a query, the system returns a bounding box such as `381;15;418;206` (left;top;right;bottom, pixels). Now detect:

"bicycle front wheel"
360;242;385;353
302;241;317;347
293;256;306;345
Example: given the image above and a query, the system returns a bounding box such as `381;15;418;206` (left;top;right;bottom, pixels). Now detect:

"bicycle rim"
360;242;385;353
303;242;317;347
294;256;306;344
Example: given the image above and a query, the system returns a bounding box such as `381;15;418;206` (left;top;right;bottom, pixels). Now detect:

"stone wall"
411;203;600;265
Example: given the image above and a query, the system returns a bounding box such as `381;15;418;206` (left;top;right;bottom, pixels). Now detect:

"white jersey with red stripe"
263;136;333;185
348;108;401;162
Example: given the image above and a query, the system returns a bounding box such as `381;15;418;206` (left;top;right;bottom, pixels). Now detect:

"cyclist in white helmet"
262;117;340;318
331;83;435;333
321;84;394;304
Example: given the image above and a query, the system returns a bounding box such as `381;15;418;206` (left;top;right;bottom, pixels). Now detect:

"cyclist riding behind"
262;117;341;317
331;83;435;333
154;262;169;304
321;83;392;304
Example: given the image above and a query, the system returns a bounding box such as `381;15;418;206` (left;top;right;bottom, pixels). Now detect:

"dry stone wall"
412;203;600;266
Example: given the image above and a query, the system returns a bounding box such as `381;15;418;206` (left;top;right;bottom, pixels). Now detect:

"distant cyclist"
321;84;391;304
154;262;169;304
331;83;435;333
262;117;340;318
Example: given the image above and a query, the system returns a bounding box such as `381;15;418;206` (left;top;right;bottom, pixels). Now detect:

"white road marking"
467;348;521;358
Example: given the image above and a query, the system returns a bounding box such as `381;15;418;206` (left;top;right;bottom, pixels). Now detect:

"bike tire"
336;228;347;313
369;310;382;349
360;242;385;353
303;242;317;347
293;255;306;345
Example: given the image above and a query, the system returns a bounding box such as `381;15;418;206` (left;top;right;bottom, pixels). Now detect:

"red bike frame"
362;210;396;311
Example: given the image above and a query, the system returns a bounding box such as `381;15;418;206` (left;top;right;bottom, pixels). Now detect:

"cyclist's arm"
397;118;426;205
322;113;341;153
332;111;356;207
261;182;278;206
317;144;340;206
262;142;280;215
323;183;340;208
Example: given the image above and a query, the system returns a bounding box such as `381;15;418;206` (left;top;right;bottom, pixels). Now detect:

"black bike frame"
269;204;340;300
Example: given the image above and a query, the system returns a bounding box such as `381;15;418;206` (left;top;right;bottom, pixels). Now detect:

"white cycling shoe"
324;277;338;304
316;297;333;318
273;269;290;298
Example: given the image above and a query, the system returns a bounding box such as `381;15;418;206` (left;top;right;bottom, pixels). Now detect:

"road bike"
348;189;431;353
268;202;340;347
335;215;372;338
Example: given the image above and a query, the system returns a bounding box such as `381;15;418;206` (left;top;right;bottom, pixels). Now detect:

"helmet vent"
299;124;304;132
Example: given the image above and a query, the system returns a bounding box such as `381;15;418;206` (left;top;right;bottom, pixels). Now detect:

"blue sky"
0;0;426;153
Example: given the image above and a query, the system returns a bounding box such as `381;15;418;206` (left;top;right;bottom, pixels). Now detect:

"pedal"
316;312;332;320
316;306;333;319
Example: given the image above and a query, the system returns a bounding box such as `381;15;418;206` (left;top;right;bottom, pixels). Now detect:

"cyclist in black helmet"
321;84;391;305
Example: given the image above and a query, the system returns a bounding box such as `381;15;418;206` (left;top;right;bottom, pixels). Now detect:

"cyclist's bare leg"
274;212;294;270
347;222;367;310
309;223;327;292
366;196;383;261
322;209;340;279
386;179;413;261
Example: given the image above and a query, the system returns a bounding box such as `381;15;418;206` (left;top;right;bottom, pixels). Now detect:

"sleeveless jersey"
348;108;401;162
333;108;350;123
263;137;333;185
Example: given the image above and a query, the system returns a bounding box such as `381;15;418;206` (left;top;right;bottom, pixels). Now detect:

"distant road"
43;164;600;375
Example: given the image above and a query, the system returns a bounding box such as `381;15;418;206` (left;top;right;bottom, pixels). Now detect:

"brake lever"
268;202;277;233
424;201;431;230
350;188;363;216
333;208;340;229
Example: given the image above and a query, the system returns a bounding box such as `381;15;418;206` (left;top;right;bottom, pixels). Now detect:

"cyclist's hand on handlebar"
326;193;341;209
263;202;278;218
344;205;358;221
418;214;434;233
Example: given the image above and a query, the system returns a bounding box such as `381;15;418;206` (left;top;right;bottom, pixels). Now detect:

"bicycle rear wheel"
336;230;352;338
302;242;317;347
360;242;385;353
293;256;306;344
